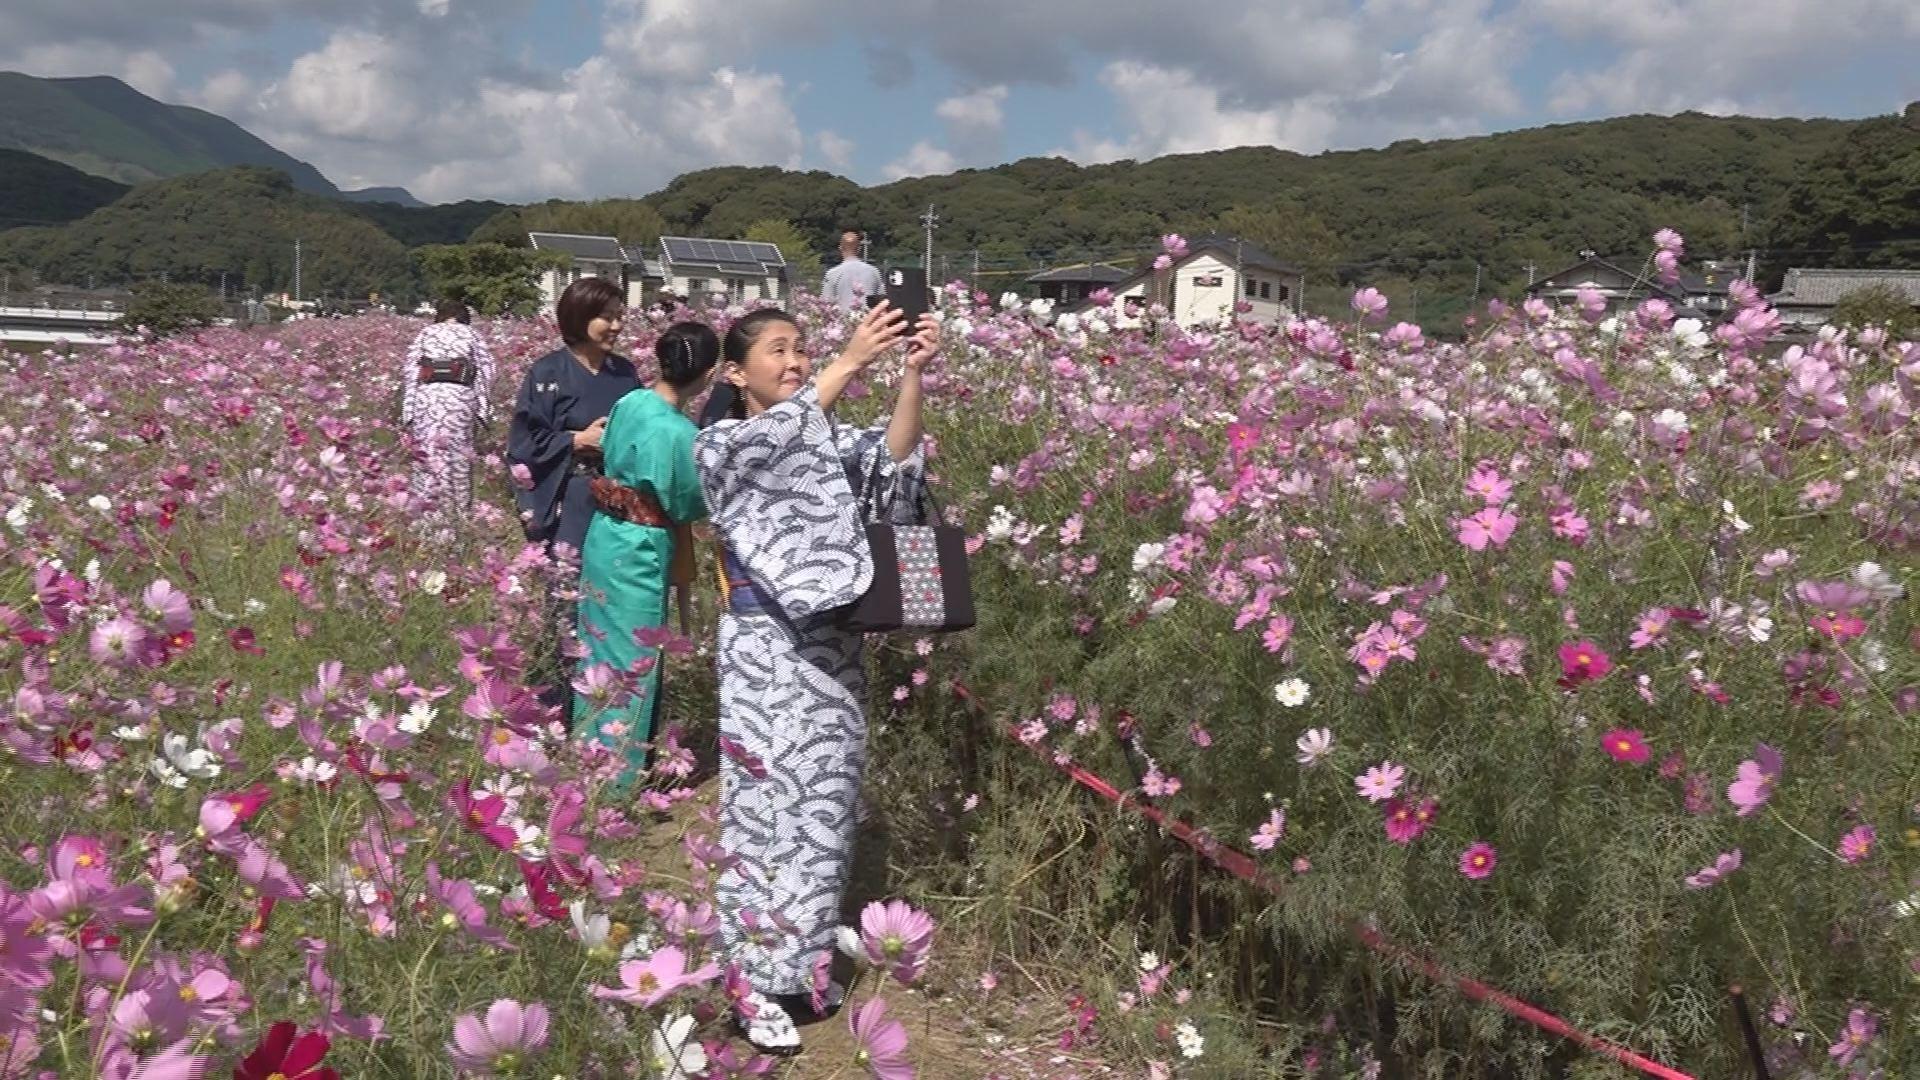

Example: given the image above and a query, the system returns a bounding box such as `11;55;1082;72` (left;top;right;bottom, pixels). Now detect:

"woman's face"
727;320;809;412
584;304;624;352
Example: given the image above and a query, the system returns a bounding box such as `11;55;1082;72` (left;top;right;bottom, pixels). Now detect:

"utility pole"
219;271;228;302
293;238;303;303
1524;261;1538;286
971;249;980;291
919;204;939;276
1470;261;1483;308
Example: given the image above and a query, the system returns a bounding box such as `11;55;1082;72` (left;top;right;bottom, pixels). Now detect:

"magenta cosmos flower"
1459;842;1497;880
1556;640;1613;688
1383;797;1436;845
848;997;912;1080
1795;580;1872;643
448;999;550;1075
1837;824;1875;865
860;899;935;984
1601;729;1651;764
1684;850;1742;890
1726;743;1782;817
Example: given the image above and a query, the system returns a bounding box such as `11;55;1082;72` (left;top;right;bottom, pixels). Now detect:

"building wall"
1089;256;1295;330
664;272;782;305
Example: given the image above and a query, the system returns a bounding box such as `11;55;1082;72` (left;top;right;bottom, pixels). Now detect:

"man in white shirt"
820;229;884;311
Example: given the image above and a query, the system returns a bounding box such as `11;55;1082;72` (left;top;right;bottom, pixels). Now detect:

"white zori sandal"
735;991;802;1055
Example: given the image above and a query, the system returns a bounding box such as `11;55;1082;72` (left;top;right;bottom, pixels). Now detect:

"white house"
656;237;788;306
528;232;652;311
1073;235;1305;330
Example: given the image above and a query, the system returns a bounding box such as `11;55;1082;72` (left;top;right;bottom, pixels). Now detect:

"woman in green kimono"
574;321;718;784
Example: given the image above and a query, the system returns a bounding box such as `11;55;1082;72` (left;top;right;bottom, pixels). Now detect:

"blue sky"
2;0;1916;202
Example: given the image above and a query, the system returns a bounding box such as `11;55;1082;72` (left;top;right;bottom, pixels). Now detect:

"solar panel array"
659;237;787;274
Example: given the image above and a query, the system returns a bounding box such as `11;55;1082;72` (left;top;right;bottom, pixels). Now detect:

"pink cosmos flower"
1141;767;1181;799
1455;505;1517;551
1350;287;1388;321
1829;1007;1876;1065
1795;580;1871;643
1628;608;1670;650
860;899;935;983
1837;824;1875;865
1261;615;1293;654
1248;808;1286;851
1355;762;1405;803
88;615;149;668
1459;842;1497;880
426;864;514;949
592;946;719;1008
140;579;195;635
848;997;912;1080
1726;743;1782;817
0;885;53;988
1601;729;1651;764
447;780;518;852
448;999;550;1075
1684;850;1742;889
1463;465;1511;505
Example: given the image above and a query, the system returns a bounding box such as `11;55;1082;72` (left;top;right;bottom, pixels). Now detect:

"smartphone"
865;266;930;323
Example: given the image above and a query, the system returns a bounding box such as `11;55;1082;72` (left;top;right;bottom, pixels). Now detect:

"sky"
3;0;1918;205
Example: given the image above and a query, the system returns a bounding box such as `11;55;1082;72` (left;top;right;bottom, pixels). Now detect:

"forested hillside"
1;103;1913;326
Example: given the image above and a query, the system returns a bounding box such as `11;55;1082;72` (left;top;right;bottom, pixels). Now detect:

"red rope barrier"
948;681;1695;1080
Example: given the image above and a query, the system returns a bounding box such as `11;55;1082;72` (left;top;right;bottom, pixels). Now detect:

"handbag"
829;416;975;635
833;418;975;630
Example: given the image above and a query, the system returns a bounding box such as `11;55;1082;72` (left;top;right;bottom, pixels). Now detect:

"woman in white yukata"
693;302;938;1054
401;299;495;518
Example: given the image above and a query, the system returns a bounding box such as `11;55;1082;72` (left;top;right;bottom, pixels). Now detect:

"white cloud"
816;130;856;171
882;140;958;181
1531;0;1920;116
271;31;420;141
935;85;1008;135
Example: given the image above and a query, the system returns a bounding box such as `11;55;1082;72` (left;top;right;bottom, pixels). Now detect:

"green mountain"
0;166;415;301
0;148;128;230
0;72;418;206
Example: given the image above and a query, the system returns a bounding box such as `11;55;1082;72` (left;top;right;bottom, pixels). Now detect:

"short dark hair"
434;298;469;323
556;277;625;346
655;321;720;389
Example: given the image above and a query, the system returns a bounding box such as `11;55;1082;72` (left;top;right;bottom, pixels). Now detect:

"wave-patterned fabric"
694;384;923;993
401;322;495;516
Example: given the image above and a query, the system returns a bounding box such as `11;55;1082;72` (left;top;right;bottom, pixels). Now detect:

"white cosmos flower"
149;758;188;789
1853;561;1904;601
397;701;437;735
650;1014;707;1080
569;900;611;949
87;495;112;513
1138;951;1161;973
161;733;221;780
1175;1020;1205;1059
1273;678;1311;708
1131;542;1165;574
420;570;448;596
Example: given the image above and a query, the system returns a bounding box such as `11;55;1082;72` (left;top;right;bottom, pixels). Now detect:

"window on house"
1277;284;1290;303
1245;278;1258;298
1259;281;1272;300
687;278;707;296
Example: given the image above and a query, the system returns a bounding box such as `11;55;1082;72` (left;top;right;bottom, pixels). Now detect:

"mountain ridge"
0;72;421;206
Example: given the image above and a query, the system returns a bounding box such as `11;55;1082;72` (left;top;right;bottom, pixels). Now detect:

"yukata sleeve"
471;331;498;425
506;355;571;541
835;417;927;526
693;386;870;620
401;331;425;427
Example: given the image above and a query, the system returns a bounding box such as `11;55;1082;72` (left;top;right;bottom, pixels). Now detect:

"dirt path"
627;782;1120;1080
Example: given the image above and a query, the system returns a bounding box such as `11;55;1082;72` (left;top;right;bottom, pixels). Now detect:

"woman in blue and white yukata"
693;302;939;1054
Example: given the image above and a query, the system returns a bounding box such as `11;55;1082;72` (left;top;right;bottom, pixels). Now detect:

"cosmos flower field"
0;232;1915;1077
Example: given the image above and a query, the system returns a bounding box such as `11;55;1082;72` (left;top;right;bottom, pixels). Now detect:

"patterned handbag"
832;423;975;635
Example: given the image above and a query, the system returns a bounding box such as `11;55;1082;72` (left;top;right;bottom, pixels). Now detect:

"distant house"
528;232;652;311
656;237;788;306
1525;251;1706;318
1026;262;1131;305
1767;268;1920;330
1074;235;1306;330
